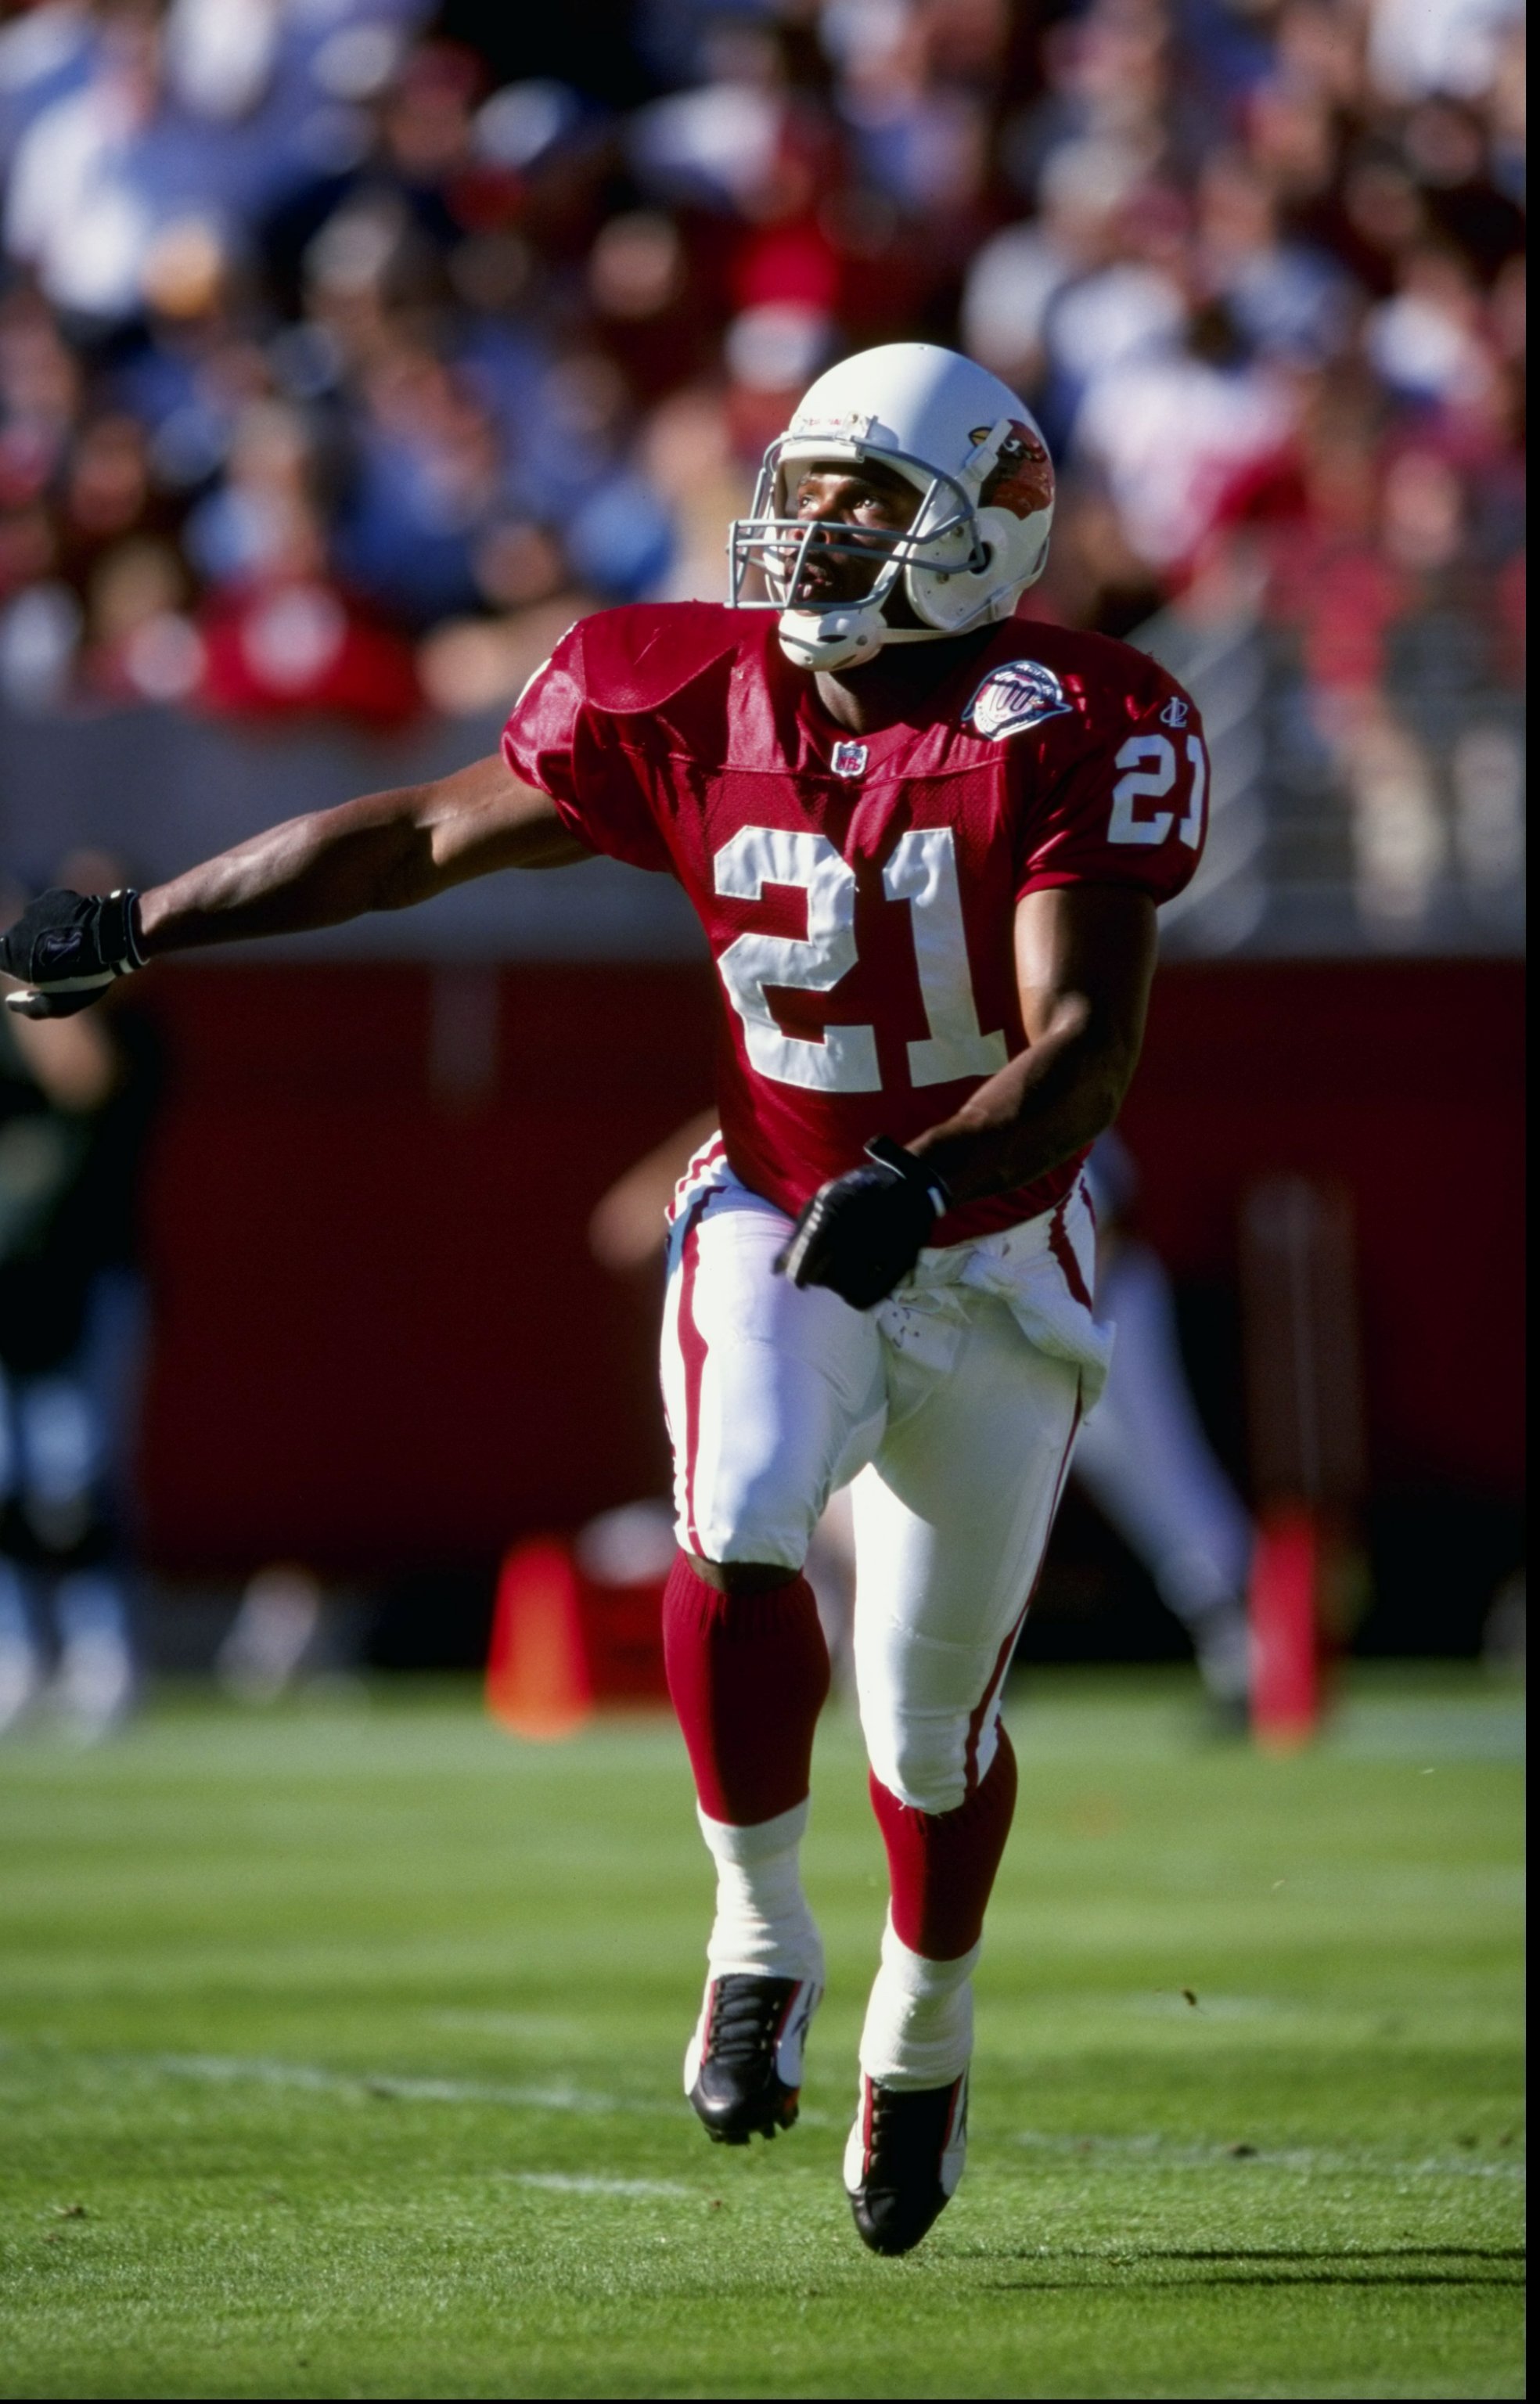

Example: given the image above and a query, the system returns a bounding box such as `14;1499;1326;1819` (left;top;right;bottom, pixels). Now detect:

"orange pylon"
486;1538;594;1740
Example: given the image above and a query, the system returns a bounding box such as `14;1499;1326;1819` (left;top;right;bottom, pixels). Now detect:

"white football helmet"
729;343;1055;672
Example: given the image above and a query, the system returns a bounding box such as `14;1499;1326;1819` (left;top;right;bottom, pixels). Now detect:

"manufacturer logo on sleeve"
962;660;1073;741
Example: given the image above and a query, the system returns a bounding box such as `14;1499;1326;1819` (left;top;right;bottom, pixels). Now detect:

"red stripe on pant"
673;1196;712;1557
666;1139;726;1230
1049;1194;1094;1312
962;1378;1084;1790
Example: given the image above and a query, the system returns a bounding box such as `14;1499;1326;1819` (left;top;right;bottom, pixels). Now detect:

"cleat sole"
703;2113;788;2145
689;2084;801;2146
851;2195;948;2257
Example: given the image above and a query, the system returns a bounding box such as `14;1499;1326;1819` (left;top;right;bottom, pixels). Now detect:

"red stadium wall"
1117;959;1525;1502
135;958;1524;1578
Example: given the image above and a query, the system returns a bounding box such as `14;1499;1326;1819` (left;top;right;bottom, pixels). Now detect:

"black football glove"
775;1137;949;1310
0;887;146;1018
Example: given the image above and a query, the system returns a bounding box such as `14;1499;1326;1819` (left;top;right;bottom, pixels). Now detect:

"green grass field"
0;1667;1524;2400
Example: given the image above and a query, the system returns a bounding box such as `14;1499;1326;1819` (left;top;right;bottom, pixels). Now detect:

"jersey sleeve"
1014;674;1209;905
501;621;675;876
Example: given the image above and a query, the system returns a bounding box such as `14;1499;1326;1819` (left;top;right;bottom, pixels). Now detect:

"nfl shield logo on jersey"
831;740;869;777
963;660;1073;741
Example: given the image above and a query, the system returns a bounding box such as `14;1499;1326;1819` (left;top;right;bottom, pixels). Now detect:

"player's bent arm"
777;884;1157;1308
906;884;1157;1207
137;754;588;958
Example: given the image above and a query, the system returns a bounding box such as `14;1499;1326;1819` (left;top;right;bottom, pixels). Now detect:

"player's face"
785;460;921;606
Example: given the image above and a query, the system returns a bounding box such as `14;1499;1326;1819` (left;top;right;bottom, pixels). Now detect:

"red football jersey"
504;603;1206;1243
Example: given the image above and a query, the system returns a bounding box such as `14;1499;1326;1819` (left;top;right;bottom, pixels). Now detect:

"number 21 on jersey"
713;826;1006;1095
1109;731;1207;848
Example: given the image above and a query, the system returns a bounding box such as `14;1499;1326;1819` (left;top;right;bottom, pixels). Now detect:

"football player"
0;344;1207;2255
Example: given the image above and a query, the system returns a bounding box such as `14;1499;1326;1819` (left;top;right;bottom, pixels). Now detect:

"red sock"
869;1729;1019;1960
663;1556;830;1826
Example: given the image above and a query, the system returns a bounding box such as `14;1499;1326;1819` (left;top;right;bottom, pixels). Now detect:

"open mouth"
784;536;890;605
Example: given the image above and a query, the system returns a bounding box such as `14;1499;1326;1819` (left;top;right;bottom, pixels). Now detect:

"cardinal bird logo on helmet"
971;422;1054;520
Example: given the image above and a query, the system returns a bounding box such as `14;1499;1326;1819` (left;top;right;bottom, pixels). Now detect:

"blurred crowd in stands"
0;0;1524;925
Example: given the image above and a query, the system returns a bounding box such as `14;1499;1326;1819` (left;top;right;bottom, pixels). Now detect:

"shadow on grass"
967;2243;1524;2292
979;2273;1524;2292
970;2244;1524;2264
1128;2247;1526;2264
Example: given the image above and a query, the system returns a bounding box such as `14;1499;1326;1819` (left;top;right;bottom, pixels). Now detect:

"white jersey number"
714;828;880;1091
1108;731;1207;848
714;825;1006;1094
882;829;1009;1085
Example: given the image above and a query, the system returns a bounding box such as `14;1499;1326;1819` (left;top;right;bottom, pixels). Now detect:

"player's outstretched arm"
0;754;587;1017
779;884;1157;1308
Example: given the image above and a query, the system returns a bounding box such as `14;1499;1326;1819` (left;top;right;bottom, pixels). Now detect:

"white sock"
858;1913;978;2089
697;1798;823;1985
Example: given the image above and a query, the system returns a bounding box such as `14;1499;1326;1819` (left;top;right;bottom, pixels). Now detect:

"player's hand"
0;887;146;1017
775;1138;948;1309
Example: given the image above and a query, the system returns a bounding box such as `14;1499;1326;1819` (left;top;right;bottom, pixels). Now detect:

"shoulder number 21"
1108;732;1207;848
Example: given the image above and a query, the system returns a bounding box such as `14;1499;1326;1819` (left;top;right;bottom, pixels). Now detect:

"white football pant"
660;1146;1109;1816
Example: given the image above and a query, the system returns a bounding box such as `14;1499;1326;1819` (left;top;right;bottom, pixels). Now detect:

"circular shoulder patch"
962;659;1073;741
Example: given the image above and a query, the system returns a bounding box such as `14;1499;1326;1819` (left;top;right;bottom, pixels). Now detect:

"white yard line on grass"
1;2043;840;2130
502;2173;695;2197
140;2051;837;2129
141;2051;678;2117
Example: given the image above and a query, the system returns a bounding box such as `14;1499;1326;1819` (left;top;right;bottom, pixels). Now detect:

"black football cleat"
844;2069;969;2255
685;1973;822;2145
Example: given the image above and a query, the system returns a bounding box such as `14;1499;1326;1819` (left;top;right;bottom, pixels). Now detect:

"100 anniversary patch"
962;659;1073;741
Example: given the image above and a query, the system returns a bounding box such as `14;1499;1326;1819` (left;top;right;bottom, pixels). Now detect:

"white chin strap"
776;605;964;674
